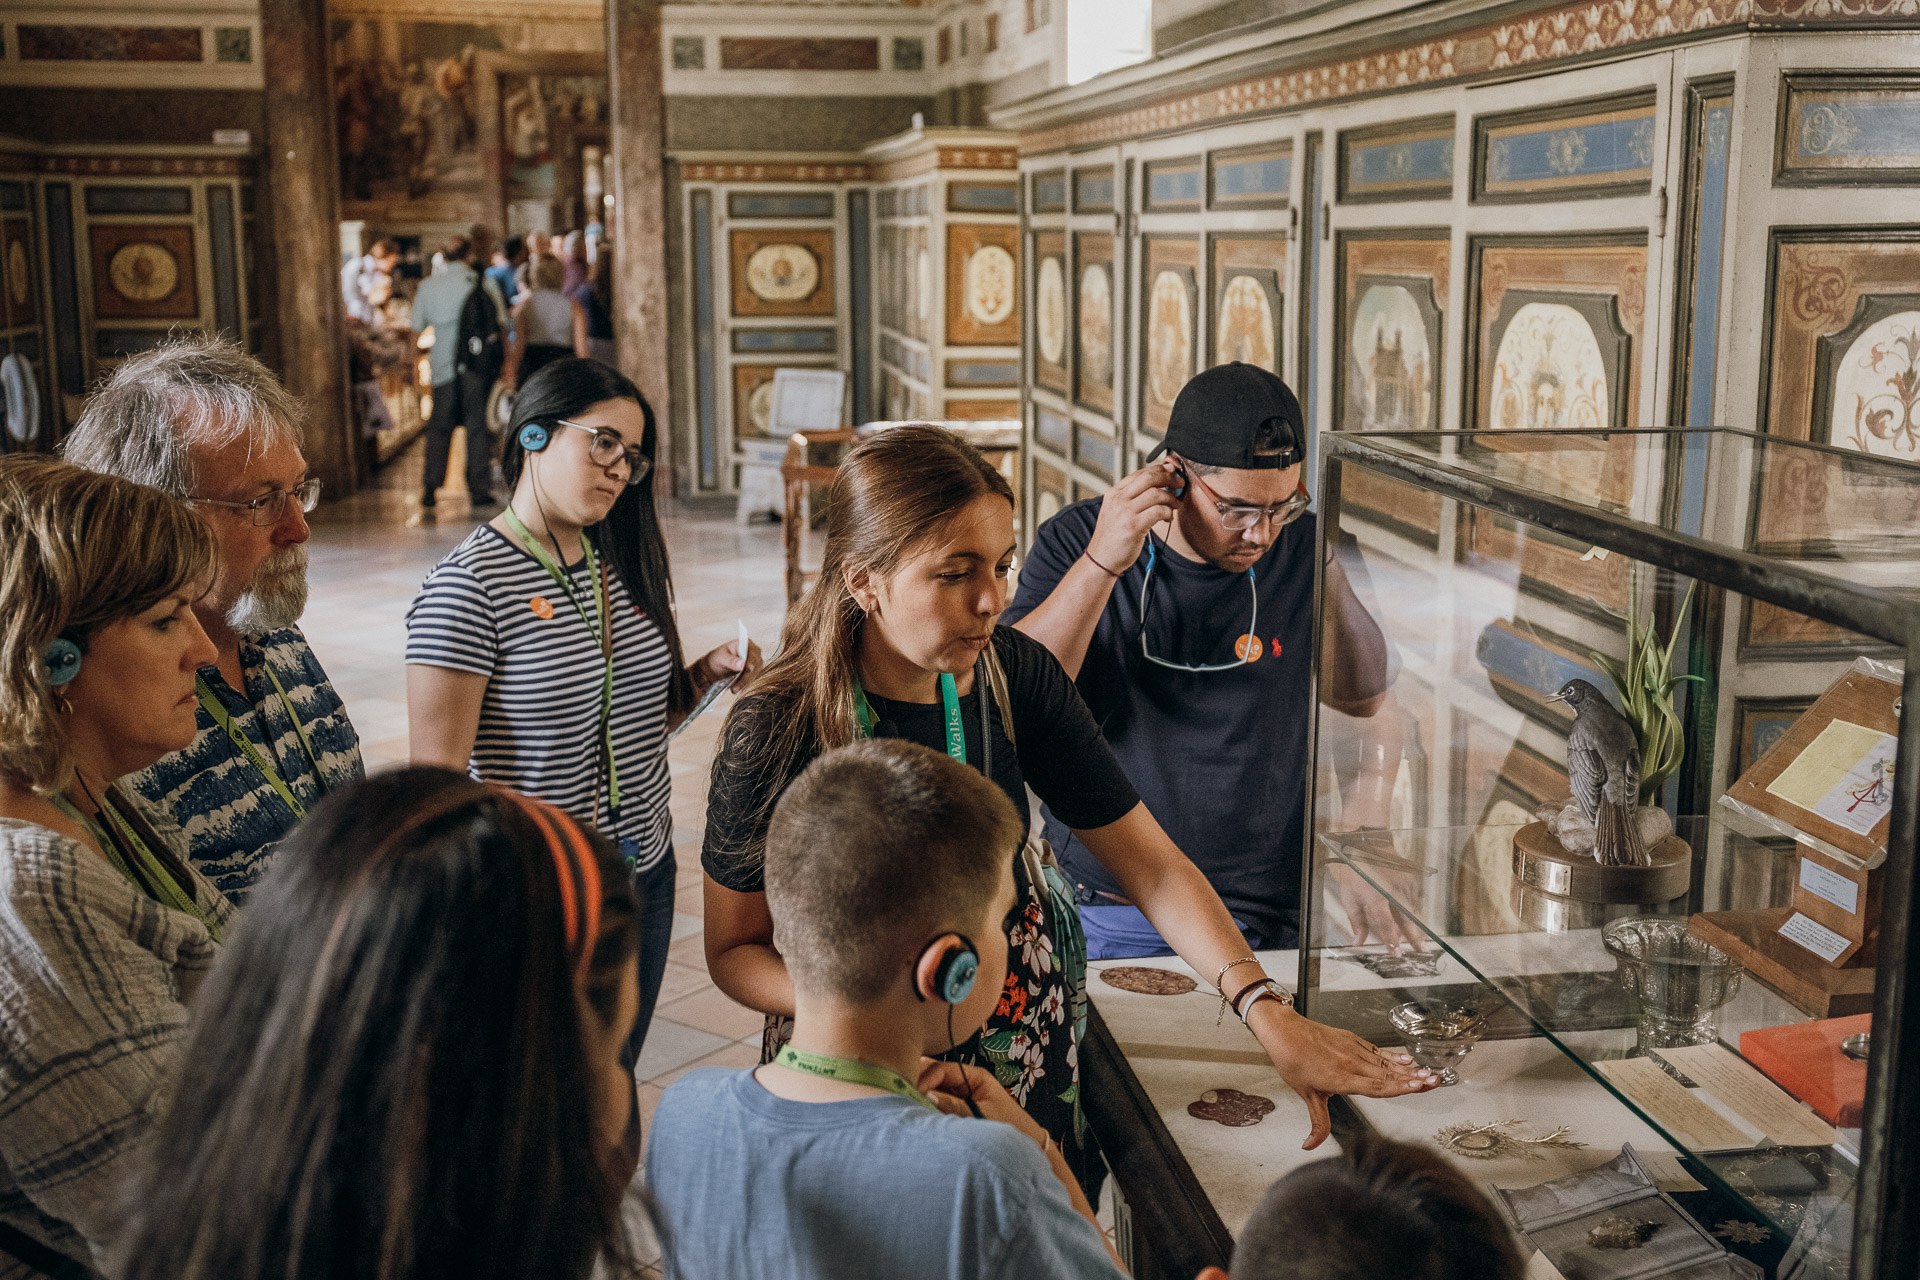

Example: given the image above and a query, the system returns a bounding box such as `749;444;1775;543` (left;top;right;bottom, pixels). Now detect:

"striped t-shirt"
131;625;364;906
405;525;675;870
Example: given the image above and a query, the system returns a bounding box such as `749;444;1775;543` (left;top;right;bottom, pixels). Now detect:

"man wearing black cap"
1006;363;1396;956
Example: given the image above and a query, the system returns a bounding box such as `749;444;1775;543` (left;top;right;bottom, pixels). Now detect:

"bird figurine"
1550;679;1649;868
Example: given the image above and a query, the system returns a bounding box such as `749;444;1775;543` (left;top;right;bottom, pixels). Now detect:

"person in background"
340;237;397;325
571;245;616;367
412;234;505;511
408;358;759;1064
63;336;363;904
516;229;552;295
0;456;233;1278
649;740;1125;1280
1196;1132;1526;1280
561;229;591;295
489;233;526;308
111;768;647;1280
506;254;586;391
1005;363;1406;959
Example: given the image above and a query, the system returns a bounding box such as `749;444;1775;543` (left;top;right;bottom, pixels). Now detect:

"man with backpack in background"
411;234;506;511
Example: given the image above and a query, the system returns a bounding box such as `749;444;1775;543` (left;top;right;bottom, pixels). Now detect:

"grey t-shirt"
645;1067;1125;1280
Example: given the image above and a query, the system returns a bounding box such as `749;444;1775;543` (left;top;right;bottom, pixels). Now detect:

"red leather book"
1740;1014;1871;1128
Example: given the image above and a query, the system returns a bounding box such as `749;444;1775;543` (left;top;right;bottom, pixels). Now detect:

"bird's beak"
1546;693;1568;704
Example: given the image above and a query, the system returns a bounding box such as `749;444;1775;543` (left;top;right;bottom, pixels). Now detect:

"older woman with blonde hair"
0;454;233;1277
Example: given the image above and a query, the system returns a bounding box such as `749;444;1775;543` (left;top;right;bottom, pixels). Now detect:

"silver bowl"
1603;918;1742;1050
1388;999;1490;1085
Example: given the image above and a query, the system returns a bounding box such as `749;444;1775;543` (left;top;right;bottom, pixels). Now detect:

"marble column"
261;0;356;494
606;0;674;496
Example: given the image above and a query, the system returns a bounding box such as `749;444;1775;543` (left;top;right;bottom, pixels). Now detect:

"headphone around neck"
917;934;979;1005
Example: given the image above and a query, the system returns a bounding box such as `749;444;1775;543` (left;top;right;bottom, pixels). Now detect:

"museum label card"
1799;859;1860;914
1653;1045;1836;1148
1594;1058;1752;1152
1778;911;1853;963
1765;719;1898;836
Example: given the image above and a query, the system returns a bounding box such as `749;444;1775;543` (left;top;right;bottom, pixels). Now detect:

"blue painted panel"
733;328;836;354
1073;168;1113;211
0;182;24;211
1075;426;1116;478
949;183;1018;213
1680;103;1732;539
1212;150;1291;206
1032;171;1067;211
1347;133;1454;197
207;185;240;338
1036;407;1070;454
728;191;835;219
1145;158;1203;209
848;188;872;426
690;189;718;489
947;360;1020;387
1794;98;1920;161
1475;621;1608;705
43;182;83;395
1485;109;1656;193
84;185;192;215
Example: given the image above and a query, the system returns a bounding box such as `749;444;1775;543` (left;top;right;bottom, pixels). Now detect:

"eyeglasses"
189;477;322;527
1179;458;1311;532
558;419;653;486
1136;538;1260;673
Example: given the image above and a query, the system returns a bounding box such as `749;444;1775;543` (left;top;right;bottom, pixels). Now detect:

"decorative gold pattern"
1012;0;1905;155
1434;1118;1586;1160
107;242;179;302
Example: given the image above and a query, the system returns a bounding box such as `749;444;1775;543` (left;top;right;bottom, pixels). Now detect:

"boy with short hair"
1199;1131;1526;1280
647;740;1124;1280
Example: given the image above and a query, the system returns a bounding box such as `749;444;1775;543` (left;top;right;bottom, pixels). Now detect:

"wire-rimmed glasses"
558;418;654;486
188;477;322;526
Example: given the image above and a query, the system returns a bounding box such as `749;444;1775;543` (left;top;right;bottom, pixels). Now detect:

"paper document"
1652;1045;1836;1148
669;620;749;741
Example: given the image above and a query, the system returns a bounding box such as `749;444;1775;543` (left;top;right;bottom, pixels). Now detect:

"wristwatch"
1233;979;1294;1024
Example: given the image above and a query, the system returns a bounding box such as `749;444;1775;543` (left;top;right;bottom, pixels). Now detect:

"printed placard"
1799;858;1861;914
1765;718;1898;836
1779;911;1854;964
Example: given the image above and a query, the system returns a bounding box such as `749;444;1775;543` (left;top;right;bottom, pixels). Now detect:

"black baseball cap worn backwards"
1146;362;1304;470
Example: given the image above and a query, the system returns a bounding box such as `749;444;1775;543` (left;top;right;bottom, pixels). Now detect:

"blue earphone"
922;934;979;1005
518;422;550;453
41;635;82;688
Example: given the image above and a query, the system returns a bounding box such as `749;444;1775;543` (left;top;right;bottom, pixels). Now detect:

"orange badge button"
1234;633;1264;663
530;596;556;620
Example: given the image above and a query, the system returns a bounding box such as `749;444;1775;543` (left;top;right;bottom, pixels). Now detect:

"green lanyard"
502;505;622;823
195;662;323;822
51;793;222;943
851;670;967;764
773;1045;940;1112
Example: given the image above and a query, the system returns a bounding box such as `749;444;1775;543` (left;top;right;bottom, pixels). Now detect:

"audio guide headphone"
40;633;83;688
917;934;979;1005
518;421;551;453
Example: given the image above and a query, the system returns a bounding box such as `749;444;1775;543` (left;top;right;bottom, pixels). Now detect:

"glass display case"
1301;428;1918;1280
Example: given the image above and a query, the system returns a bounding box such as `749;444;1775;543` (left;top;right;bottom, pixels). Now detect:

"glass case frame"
1298;427;1919;1280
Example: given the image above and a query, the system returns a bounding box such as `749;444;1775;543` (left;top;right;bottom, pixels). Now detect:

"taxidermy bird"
1551;679;1649;868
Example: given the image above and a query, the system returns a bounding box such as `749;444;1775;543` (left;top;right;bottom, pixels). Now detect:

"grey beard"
225;545;309;635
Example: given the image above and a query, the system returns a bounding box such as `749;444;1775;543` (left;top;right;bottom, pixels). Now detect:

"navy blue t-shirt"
1003;499;1318;947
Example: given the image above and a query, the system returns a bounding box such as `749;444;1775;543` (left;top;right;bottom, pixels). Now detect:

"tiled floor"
305;437;789;1152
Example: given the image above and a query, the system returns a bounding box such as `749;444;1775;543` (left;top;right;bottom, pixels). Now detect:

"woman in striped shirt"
407;357;761;1060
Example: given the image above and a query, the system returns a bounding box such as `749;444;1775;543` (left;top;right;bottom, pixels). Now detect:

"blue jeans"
618;841;678;1069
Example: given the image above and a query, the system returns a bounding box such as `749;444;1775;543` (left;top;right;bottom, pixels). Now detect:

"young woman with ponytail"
701;425;1432;1189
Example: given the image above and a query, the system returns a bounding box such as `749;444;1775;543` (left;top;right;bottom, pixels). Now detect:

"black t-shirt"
1002;498;1322;946
702;625;1139;894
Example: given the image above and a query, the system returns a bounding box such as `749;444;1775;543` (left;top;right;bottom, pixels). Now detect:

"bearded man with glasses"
63;335;364;905
1007;363;1403;959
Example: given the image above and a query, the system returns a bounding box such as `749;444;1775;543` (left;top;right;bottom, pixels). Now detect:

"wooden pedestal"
1689;909;1876;1019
